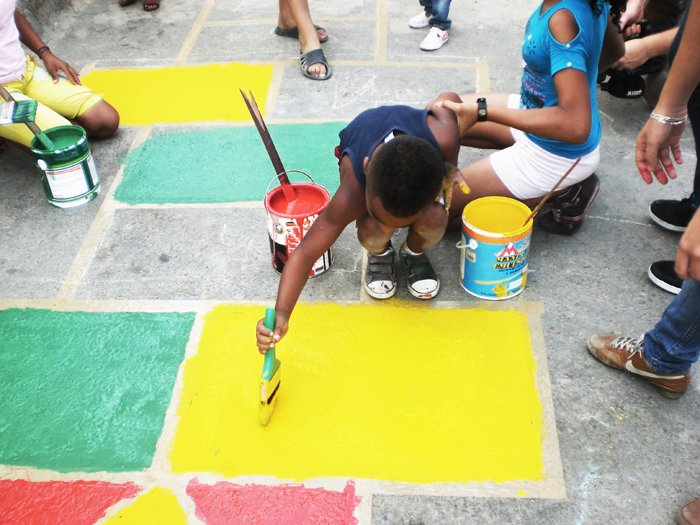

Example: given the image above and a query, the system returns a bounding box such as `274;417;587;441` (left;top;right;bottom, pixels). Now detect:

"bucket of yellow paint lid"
457;197;533;300
264;170;333;277
30;125;100;208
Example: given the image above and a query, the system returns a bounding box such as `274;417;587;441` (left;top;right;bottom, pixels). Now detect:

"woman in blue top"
436;0;626;234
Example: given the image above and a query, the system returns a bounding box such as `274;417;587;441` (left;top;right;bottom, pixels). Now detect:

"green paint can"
30;125;100;209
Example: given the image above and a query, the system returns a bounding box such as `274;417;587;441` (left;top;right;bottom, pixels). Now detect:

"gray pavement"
4;0;700;523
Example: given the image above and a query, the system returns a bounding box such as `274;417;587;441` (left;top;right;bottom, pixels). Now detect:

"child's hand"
255;314;289;354
435;99;479;138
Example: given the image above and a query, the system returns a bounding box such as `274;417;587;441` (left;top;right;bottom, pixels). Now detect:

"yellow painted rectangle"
81;63;273;125
169;303;544;484
102;488;187;524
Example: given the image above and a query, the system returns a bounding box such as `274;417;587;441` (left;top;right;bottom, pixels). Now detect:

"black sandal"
300;48;332;80
275;25;329;43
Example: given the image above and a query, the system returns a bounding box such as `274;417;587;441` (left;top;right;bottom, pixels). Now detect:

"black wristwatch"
477;97;487;122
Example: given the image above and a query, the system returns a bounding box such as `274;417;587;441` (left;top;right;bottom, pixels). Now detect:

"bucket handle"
266;170;315;195
456;239;478;250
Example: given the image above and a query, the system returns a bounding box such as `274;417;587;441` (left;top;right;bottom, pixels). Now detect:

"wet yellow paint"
81;63;273;125
102;487;187;524
170;303;544;484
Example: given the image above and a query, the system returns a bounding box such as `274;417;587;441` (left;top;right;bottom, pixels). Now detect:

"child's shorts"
489;94;600;200
0;56;103;147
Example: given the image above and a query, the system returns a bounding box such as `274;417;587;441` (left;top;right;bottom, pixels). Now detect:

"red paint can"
264;171;333;277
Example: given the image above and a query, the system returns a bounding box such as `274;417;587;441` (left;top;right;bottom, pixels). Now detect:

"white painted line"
175;0;216;66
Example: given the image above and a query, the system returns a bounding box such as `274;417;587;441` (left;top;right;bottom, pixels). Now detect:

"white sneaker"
420;27;448;51
409;10;433;29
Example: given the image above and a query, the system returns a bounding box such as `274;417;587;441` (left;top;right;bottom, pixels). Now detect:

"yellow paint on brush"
169;303;544;484
81;63;273;125
102;487;188;524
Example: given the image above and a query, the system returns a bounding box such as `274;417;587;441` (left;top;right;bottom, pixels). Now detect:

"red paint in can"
264;171;333;277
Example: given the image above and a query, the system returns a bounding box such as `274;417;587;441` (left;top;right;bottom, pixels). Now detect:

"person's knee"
411;203;448;244
78;101;120;139
357;216;393;253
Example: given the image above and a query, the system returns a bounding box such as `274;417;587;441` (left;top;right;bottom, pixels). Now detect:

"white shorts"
489;94;600;200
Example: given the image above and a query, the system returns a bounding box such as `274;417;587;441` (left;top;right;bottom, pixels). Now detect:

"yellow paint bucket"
457;197;533;300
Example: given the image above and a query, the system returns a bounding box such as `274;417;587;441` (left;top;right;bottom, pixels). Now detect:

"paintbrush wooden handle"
239;89;295;193
523;157;581;226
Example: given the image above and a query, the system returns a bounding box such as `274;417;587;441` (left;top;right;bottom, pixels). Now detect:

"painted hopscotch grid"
0;1;563;523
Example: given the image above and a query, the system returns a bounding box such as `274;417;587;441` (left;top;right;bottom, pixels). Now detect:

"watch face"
479;109;486;116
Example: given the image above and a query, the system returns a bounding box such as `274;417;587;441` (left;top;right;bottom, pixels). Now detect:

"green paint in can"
30;125;100;209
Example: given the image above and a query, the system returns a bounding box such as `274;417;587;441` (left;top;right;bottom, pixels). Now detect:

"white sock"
402;241;423;257
371;246;393;257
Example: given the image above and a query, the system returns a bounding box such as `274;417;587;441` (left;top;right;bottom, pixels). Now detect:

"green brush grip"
261;307;277;380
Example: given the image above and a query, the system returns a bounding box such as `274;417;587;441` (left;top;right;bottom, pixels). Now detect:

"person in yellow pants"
0;2;119;151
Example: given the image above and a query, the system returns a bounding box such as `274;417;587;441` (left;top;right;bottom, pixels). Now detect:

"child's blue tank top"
520;0;609;157
338;106;441;192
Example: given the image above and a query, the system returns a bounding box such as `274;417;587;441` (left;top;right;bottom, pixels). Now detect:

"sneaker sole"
648;205;687;232
364;283;397;300
647;265;681;294
420;41;448;51
407;280;440;300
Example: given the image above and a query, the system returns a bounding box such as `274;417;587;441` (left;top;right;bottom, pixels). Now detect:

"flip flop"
275;25;329;43
118;0;136;6
300;48;332;81
143;0;159;11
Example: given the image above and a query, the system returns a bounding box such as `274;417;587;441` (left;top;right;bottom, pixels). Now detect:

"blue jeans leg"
644;279;700;374
419;0;452;30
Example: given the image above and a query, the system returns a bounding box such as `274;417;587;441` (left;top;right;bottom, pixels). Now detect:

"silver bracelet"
650;111;688;126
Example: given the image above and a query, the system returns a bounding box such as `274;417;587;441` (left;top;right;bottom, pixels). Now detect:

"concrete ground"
2;0;699;523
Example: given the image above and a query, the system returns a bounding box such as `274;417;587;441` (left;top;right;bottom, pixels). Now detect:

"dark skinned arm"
14;10;82;85
439;9;594;145
255;161;367;353
599;14;626;71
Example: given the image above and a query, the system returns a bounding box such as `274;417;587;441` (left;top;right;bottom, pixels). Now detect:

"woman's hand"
41;51;82;85
435;99;479;138
635;117;685;184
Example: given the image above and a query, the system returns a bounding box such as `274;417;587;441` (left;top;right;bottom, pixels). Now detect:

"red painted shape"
0;479;140;525
187;479;361;525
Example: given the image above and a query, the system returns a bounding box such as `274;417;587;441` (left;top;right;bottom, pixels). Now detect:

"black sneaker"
648;260;682;294
538;173;600;235
649;194;697;232
400;246;440;299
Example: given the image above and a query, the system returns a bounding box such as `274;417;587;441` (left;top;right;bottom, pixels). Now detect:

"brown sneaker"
586;334;690;399
680;498;700;525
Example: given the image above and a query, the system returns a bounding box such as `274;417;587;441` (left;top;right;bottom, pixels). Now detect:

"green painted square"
115;123;348;205
0;309;195;473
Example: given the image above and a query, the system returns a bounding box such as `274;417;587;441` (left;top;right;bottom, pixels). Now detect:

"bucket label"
267;212;333;278
87;154;99;186
45;162;91;200
460;232;531;300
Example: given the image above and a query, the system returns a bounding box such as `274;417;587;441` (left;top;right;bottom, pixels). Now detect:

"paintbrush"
0;100;37;124
523;157;581;226
0;85;55;150
259;307;282;426
239;89;297;206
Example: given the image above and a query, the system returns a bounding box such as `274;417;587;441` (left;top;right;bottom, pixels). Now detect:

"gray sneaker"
365;245;397;299
400;246;440;299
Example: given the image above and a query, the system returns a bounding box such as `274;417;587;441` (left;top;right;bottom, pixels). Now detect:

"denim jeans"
644;279;700;374
419;0;452;30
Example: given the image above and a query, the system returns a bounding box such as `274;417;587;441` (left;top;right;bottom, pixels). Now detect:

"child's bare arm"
256;170;366;353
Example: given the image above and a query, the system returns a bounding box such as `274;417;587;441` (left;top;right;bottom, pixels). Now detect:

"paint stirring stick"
522;157;581;226
0;85;55;150
239;89;297;206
